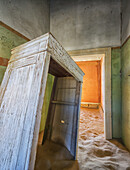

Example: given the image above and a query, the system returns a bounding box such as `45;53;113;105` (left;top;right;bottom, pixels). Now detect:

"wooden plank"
0;52;48;170
49;58;72;77
73;82;82;159
28;52;51;170
11;33;84;82
48;34;84;82
0;33;84;169
50;77;77;157
51;100;76;106
0;62;36;169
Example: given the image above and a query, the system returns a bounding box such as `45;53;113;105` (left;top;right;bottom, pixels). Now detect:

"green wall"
0;25;27;84
40;74;54;132
121;38;130;150
0;66;6;84
1;24;129;149
111;38;130;150
111;48;122;138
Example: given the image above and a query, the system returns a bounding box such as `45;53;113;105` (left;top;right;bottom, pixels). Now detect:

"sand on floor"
35;107;130;170
78;107;130;170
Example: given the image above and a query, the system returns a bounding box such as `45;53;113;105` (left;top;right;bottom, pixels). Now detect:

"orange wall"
77;61;101;103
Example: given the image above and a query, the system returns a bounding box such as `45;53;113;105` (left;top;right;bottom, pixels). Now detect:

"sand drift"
35;107;130;170
78;108;130;170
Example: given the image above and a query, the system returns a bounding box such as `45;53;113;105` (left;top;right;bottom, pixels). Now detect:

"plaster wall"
0;25;27;84
111;48;122;138
40;74;54;132
121;0;130;44
121;38;130;150
0;0;50;39
0;0;129;145
76;61;101;103
50;0;121;51
121;0;130;150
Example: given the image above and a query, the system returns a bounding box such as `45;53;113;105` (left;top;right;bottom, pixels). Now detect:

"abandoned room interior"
0;0;130;169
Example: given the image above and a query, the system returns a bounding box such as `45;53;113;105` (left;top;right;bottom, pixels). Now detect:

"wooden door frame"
68;47;112;140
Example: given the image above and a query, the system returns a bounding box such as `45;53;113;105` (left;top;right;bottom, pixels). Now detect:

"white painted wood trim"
28;52;51;170
11;33;84;83
68;48;112;139
0;33;84;169
75;82;82;159
104;48;112;139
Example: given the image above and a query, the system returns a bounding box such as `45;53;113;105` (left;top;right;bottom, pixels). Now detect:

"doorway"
76;59;104;139
68;48;112;140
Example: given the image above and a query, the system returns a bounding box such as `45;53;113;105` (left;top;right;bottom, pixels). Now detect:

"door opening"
76;59;104;140
69;48;112;140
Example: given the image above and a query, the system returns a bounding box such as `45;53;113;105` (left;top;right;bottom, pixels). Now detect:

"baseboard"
81;102;100;109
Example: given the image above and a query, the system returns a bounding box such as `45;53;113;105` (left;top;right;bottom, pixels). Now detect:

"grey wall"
0;0;50;39
121;0;130;43
50;0;121;51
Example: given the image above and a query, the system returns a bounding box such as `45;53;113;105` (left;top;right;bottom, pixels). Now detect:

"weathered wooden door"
0;52;50;170
0;33;84;169
46;77;81;158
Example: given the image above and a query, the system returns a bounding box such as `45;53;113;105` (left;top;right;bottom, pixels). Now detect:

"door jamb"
68;47;112;139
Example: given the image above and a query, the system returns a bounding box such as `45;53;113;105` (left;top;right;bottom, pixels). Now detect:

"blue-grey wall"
50;0;121;51
0;0;50;39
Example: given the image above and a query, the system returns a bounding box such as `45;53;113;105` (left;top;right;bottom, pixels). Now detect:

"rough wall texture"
111;48;122;138
0;25;27;84
50;0;121;51
40;74;54;132
0;0;129;145
0;66;6;84
0;0;50;39
121;0;130;44
76;61;101;103
121;38;130;150
121;0;130;150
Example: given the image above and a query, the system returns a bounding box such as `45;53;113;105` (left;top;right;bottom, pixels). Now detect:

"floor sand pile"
35;107;130;170
78;107;130;170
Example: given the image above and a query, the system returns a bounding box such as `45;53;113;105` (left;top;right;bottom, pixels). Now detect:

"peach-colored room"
76;61;101;104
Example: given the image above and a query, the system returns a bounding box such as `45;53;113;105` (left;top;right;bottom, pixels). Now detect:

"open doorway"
76;59;104;141
68;48;112;169
68;48;130;170
69;48;112;140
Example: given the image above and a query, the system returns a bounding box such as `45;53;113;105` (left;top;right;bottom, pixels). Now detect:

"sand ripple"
78;108;130;170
